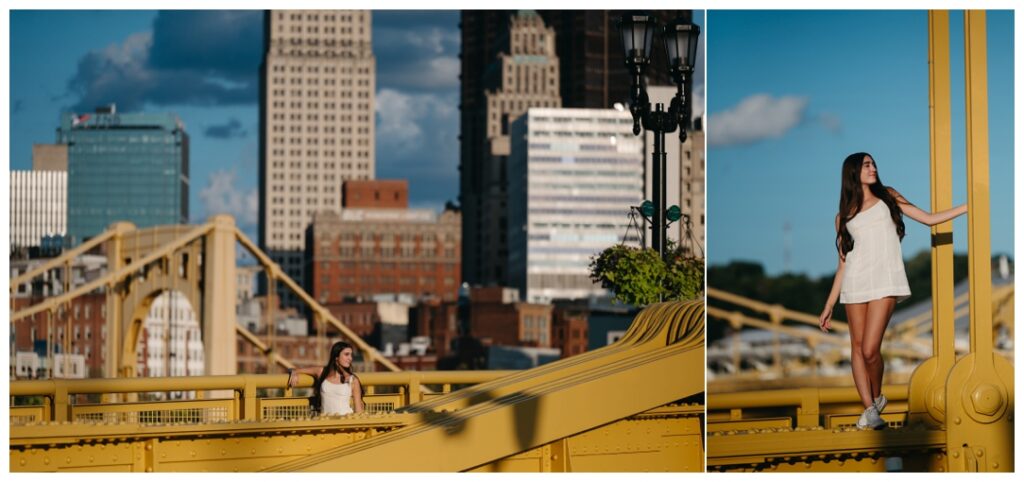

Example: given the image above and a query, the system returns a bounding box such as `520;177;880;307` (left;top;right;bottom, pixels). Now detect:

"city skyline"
9;10;461;244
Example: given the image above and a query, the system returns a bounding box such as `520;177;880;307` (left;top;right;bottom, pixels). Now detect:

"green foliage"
589;243;704;307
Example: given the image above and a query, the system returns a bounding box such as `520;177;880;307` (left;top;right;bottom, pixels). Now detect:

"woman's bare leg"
845;302;873;408
861;297;896;399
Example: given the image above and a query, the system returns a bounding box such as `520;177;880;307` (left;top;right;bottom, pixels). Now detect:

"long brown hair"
835;152;905;258
310;341;360;412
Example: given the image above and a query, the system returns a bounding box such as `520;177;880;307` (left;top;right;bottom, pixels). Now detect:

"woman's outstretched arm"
819;215;846;332
889;188;967;226
288;366;322;387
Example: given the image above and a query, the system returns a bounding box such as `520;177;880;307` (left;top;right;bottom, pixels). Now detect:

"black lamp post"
618;12;700;260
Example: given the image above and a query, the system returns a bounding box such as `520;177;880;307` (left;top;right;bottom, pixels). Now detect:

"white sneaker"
873;394;888;413
856;406;886;430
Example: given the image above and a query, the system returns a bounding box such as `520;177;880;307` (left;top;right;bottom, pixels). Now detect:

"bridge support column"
103;222;135;399
944;11;1013;472
908;10;956;429
203;215;238;379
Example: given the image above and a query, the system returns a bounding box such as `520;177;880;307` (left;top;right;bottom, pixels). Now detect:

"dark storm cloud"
148;11;262;76
66;11;261;112
204;118;247;139
373;11;460;92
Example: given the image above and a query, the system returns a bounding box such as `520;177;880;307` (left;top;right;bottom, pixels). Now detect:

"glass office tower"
58;106;189;244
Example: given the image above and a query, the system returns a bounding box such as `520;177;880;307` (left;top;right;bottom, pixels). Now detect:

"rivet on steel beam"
954;417;962;425
993;462;999;469
952;451;959;458
975;449;983;457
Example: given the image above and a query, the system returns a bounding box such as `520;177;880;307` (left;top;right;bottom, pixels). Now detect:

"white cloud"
198;169;257;227
708;94;808;147
691;83;706;119
375;88;457;156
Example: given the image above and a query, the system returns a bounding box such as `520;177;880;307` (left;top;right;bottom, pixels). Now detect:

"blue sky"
707;10;1014;277
9;10;461;242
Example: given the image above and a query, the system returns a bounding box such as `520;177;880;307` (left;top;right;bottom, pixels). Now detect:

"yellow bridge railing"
708;385;910;431
10;371;514;425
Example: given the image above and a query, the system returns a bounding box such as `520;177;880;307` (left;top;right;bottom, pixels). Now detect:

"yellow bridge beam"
943;10;1013;472
263;300;705;472
908;10;963;430
9;223;214;323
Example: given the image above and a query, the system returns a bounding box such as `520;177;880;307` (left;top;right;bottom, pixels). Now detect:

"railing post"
242;377;258;421
408;373;422;406
54;381;69;423
795;388;819;428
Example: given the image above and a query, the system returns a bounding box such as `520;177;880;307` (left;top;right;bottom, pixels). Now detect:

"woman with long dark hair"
288;341;365;415
818;152;966;429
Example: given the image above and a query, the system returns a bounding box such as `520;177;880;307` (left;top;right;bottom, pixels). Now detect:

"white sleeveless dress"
320;379;353;416
840;200;911;304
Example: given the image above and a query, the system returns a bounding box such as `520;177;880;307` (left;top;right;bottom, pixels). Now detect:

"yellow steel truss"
10;300;706;472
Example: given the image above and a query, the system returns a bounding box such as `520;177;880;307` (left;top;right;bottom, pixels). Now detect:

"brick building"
552;304;589;358
410;297;460;358
11;294;107;379
469;287;553;347
342;179;408;208
306;206;461;304
236;335;437;373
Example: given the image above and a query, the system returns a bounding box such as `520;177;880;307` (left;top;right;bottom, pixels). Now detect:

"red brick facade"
552;306;589;358
343;180;408;209
411;297;459;357
11;294;108;378
469;287;553;348
307;208;461;304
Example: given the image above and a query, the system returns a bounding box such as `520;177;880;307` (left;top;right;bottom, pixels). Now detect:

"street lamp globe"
618;12;657;71
618;12;658;135
664;19;701;85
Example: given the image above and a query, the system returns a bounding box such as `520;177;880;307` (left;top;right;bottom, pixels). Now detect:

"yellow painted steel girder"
708;426;947;472
10;300;705;472
9;405;701;472
10;223;214;323
262;300;705;472
407;300;704;415
943;11;1014;472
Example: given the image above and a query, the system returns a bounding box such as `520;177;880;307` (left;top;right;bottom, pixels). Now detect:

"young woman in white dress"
288;341;365;416
818;152;966;429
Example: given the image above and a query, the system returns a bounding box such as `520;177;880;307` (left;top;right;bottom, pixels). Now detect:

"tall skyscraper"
508;108;645;303
538;11;683;109
459;10;687;288
11;144;67;252
259;10;376;307
459;11;562;288
58;105;189;245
